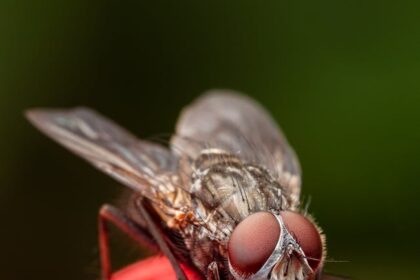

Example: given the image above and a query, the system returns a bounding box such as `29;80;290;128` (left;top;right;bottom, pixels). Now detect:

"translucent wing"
26;107;178;199
172;90;302;202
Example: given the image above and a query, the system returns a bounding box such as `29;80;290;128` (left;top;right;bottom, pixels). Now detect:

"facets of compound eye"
228;212;281;277
280;211;323;272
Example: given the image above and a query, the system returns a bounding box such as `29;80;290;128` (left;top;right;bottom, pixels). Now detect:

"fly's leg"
98;204;157;280
99;201;188;280
315;267;323;280
207;261;220;280
135;198;188;280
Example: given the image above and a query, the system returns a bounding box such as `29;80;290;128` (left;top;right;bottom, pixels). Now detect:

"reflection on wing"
172;90;302;203
26;108;178;198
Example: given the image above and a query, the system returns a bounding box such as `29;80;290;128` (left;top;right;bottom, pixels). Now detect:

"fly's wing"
26;107;179;200
172;90;301;203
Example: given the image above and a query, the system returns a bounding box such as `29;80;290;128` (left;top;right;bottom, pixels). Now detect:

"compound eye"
228;212;280;277
280;211;323;272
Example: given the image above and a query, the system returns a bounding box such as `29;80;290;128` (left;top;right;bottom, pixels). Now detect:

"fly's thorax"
190;149;293;223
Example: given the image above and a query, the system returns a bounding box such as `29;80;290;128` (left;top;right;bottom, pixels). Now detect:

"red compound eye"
228;212;280;277
280;211;323;272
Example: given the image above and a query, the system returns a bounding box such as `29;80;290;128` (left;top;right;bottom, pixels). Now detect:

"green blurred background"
1;1;419;279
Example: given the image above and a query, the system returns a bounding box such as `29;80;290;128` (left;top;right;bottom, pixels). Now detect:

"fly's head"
228;211;325;280
189;149;324;279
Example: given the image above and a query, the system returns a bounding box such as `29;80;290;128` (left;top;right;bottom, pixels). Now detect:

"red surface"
111;256;203;280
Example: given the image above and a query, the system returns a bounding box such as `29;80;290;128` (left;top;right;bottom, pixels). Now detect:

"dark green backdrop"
1;1;419;279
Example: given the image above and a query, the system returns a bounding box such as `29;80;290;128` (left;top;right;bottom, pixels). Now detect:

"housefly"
26;90;346;280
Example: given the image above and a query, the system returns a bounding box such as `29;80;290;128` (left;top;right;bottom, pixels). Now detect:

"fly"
26;90;347;280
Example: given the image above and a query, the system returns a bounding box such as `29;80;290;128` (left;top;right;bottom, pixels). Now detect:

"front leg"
98;204;157;280
135;198;188;280
207;261;221;280
99;201;188;280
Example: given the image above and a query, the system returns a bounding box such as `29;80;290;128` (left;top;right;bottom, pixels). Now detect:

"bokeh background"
1;1;419;279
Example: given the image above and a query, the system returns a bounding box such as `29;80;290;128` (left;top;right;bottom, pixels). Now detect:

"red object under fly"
111;255;203;280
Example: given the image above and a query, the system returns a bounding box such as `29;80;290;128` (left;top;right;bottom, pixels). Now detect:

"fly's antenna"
303;196;312;215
